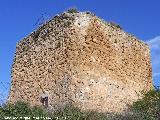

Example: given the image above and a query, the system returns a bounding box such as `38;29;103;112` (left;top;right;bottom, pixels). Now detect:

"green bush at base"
1;90;160;120
131;90;160;120
0;101;107;120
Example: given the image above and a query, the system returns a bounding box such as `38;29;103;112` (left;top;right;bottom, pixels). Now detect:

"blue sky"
0;0;160;103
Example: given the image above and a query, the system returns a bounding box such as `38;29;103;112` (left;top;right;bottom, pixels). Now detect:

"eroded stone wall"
9;12;153;113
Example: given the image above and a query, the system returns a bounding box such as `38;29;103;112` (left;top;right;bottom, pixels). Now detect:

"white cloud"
147;36;160;85
153;72;160;77
147;36;160;50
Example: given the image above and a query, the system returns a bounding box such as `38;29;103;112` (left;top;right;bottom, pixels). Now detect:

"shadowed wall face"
9;12;153;113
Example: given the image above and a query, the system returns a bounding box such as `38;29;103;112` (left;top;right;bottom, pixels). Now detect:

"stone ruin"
8;11;153;113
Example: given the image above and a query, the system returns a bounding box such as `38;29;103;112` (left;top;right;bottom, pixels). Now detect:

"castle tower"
9;11;153;113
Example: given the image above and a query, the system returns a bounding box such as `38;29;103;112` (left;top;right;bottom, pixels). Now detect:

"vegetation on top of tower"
108;22;122;30
67;8;79;13
100;19;123;30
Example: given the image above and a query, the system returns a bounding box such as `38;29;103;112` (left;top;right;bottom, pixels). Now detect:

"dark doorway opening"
40;92;49;108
